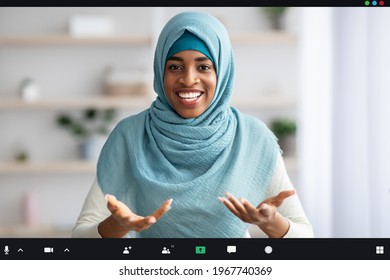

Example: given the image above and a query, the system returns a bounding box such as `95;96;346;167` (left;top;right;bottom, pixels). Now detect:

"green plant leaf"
84;108;97;120
102;108;117;122
270;118;296;139
56;108;117;138
71;122;88;137
262;7;288;15
56;115;73;127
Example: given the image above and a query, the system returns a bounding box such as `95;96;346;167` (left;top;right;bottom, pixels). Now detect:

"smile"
177;91;203;101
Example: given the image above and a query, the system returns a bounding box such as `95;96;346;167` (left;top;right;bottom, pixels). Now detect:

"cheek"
164;72;177;89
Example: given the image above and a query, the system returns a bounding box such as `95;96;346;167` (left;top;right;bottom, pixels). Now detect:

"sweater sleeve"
71;178;131;238
249;153;314;238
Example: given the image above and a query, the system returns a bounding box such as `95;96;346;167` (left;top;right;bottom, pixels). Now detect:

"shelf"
0;96;154;110
0;34;152;46
0;157;297;175
0;95;294;110
0;161;96;174
230;32;297;45
0;32;295;47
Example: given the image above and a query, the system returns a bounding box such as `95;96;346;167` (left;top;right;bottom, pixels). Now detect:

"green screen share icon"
195;246;206;254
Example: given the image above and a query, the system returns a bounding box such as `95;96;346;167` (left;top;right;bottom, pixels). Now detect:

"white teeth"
177;92;202;99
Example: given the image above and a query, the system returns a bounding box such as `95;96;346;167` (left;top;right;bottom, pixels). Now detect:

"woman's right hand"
98;194;173;238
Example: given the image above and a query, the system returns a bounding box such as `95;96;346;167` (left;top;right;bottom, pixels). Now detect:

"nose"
178;68;199;86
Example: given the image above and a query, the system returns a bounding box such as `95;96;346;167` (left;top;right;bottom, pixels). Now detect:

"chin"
175;108;204;119
179;113;199;119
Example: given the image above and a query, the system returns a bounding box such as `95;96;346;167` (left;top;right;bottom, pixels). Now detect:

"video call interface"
1;5;389;280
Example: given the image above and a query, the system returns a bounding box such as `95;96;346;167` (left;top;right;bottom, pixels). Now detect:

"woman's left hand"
219;190;295;238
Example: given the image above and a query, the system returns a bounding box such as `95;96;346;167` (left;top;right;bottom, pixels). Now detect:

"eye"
198;64;211;71
167;64;182;71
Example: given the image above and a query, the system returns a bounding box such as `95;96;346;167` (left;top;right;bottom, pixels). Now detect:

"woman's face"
164;50;217;119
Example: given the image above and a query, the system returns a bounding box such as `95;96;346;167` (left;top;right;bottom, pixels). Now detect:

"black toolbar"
0;238;389;260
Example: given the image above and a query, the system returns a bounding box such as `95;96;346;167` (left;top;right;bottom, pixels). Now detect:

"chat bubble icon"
227;245;236;254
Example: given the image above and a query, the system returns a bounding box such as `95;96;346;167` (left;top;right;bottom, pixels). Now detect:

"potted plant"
270;118;296;156
56;108;117;160
261;7;289;30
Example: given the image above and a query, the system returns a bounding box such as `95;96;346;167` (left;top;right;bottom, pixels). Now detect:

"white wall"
297;8;333;237
298;7;390;238
332;8;390;237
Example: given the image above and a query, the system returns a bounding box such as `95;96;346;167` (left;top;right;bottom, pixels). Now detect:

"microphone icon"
4;245;9;255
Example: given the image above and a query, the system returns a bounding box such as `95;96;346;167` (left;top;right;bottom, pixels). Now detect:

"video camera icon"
44;247;54;253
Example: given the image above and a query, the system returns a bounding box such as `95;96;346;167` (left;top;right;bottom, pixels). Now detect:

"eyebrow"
167;56;211;62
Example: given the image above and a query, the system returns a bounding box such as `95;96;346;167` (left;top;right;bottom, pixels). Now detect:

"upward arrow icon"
18;248;23;252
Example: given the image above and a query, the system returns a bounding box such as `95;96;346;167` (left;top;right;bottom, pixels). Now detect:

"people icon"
123;246;132;254
161;247;171;254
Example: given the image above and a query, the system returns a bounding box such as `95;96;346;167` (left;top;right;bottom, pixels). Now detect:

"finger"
225;192;248;216
276;190;296;200
218;197;243;219
258;203;275;217
128;216;157;232
105;194;133;215
240;198;260;219
271;190;295;207
262;190;296;207
151;199;173;220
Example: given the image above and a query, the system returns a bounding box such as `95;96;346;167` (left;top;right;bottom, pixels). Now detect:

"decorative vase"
262;7;288;31
267;14;284;30
279;135;296;157
20;78;40;102
78;135;107;161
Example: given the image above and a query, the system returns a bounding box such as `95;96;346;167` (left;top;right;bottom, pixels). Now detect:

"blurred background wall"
0;7;388;237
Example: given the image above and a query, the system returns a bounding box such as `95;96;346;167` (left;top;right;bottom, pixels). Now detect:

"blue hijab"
97;11;279;238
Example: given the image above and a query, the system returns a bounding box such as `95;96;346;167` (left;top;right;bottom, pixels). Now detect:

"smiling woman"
72;11;314;239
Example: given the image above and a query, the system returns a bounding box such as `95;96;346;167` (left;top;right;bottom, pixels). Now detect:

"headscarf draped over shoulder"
97;11;279;238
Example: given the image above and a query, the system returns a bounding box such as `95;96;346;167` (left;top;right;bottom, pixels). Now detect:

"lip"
175;89;204;107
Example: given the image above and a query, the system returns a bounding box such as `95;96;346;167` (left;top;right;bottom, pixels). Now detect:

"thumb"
259;203;274;217
105;194;119;212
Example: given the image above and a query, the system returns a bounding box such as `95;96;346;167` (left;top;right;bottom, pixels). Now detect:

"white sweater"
72;154;314;238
